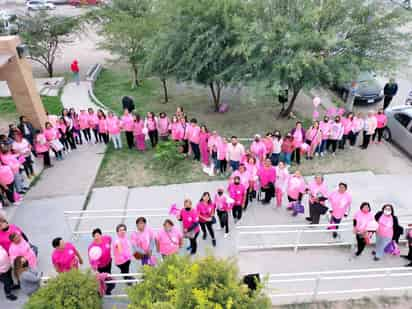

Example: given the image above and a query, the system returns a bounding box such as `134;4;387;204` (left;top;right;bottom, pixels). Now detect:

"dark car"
335;72;384;105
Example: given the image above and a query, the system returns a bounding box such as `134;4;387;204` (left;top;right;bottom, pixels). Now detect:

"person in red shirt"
70;60;80;86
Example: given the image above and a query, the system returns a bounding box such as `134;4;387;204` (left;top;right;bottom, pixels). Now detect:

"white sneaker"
320;152;324;157
315;152;319;157
224;233;229;238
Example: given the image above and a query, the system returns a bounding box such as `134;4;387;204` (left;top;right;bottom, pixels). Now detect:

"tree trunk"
47;62;53;78
280;87;301;118
209;82;222;112
131;64;139;88
161;78;168;103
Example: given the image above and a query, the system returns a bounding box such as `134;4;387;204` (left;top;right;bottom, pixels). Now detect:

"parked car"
26;0;56;10
334;71;384;105
384;105;412;156
69;0;100;6
47;0;69;4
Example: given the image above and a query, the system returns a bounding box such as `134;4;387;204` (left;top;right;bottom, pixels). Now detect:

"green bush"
151;141;185;172
24;270;102;309
127;255;271;309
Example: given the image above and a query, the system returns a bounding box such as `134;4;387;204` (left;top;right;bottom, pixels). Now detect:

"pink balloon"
337;108;345;116
312;110;319;120
326;107;337;117
312;97;321;107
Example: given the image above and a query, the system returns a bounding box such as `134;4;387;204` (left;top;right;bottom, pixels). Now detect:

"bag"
291;202;304;216
50;139;64;152
384;240;401;256
211;216;217;224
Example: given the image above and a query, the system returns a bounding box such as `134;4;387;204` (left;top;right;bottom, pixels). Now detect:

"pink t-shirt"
133;120;144;135
354;211;374;233
52;242;79;273
287;176;306;200
146;118;157;132
228;183;246;205
342;118;353;135
130;227;155;253
196;202;216;223
12;139;31;157
330;122;344;140
158;117;170;136
308;181;328;202
320;121;331;140
227;143;245;162
275;167;289;192
35;133;49;153
9;238;37;268
263;138;273;155
156;227;182;256
376;114;387;129
88;235;112;270
121;115;134;132
180;208;200;232
292;129;303;147
377;215;394;238
0;224;23;252
98;119;108;133
171;122;184;141
44;128;59;141
230;170;250;188
0;164;14;186
250;141;267;161
217;142;228;160
0;246;10;273
107;116;121;135
79;113;89;129
258;166;276;187
329;190;352;219
0;153;21;174
88;113;99;128
188;125;201;144
112;235;132;265
214;194;231;211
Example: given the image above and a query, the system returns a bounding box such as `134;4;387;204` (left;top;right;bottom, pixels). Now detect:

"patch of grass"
0;96;63;119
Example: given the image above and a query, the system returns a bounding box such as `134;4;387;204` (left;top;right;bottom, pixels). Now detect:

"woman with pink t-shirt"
196;192;216;247
353;202;375;256
34;130;51;168
328;116;344;155
287;171;305;203
275;161;289;207
156;219;183;258
290;122;305;165
44;122;63;160
12;133;34;179
178;199;200;255
121;109;135;149
79;109;91;143
145;112;159;148
328;183;352;239
51;237;83;273
113;224;133;282
228;176;246;223
372;108;387;144
305;121;322;160
107;112;122;149
158;112;170;141
8;233;37;269
97;110;109;144
258;158;276;205
374;204;402;261
130;217;156;266
199;125;210;166
250;134;267;163
133;114;146;151
317;116;331;156
170;116;184;141
88;108;99;143
339;113;354;150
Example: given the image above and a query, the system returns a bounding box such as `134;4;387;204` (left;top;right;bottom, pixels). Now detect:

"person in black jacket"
18;116;35;147
383;79;398;110
373;204;403;261
122;96;135;113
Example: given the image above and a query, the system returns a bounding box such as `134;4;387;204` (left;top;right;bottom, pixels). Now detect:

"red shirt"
71;61;79;73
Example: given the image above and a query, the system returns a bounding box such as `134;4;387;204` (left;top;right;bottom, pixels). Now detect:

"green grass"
0;96;63;119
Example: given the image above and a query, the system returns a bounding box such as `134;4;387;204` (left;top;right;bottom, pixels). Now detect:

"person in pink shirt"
88;228;114;295
290;122;305;165
130;217;156;265
306;175;329;224
208;131;220;173
0;162;17;205
246;157;259;199
328;116;344;156
258;158;276;205
44;122;63;160
188;119;201;161
133;114;146;151
317;116;331;156
79;109;91;143
158;112;170;141
170;116;184;141
328;183;352;239
34;130;52;168
12;132;34;179
178;199;200;255
196;192;216;246
180;117;189;154
230;164;251;207
145;112;159;148
372;108;387;144
353;202;374;256
339;113;354;150
156;219;183;257
227;136;245;171
0;147;26;195
275;161;289;207
97;110;109;144
250;134;267;163
121;109;135;149
214;188;232;237
8;233;37;269
217;137;228;175
0;219;26;252
263;133;274;158
113;224;133;283
305;121;322;160
199;125;210;166
51;237;83;273
374;204;402;261
107;112;122;149
349;112;364;147
87;108;99;143
287;171;305;203
228;176;246;223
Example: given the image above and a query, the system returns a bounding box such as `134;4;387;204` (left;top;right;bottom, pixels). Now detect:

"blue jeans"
281;152;291;165
230;160;239;171
316;140;327;154
375;235;392;258
73;72;80;85
270;153;280;166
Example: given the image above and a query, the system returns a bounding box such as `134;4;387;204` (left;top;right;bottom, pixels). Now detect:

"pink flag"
326;107;336;117
168;203;180;217
337;108;345;116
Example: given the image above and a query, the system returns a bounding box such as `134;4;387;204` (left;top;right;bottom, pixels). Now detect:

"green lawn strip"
0;96;63;120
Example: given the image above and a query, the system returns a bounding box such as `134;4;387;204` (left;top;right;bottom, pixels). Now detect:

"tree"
157;0;247;111
91;0;156;88
19;11;80;77
127;254;271;309
237;0;412;117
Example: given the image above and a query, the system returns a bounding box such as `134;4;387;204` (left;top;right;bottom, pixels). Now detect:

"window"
394;113;411;128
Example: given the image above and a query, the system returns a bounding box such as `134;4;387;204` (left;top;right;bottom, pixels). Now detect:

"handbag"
384;240;400;256
211;216;217;224
50;139;64;151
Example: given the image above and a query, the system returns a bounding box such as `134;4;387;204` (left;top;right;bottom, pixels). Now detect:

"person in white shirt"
0;246;18;301
227;136;245;171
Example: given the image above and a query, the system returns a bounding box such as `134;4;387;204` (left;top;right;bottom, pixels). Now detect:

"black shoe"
212;239;216;247
6;294;17;301
332;232;338;239
11;284;20;290
202;234;207;240
305;217;312;222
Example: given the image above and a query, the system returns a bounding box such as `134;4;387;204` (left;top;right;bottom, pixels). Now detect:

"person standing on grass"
214;188;232;238
130;217;156;266
280;133;294;166
121;109;135;149
178;199;200;255
227;136;245;171
70;60;80;86
250;134;267;163
0;245;18;301
113;224;133;284
228;176;246;223
383;78;398;110
158;112;170;141
328;116;344;156
51;237;83;273
258;158;276;205
305;121;322;160
328;183;352;239
197;192;217;247
208;130;221;172
361;111;377;149
79;110;91;143
170;116;184;142
156;219;183;258
372;108;387;144
290;121;305;165
199;125;210;167
133;114;145;151
107;111;122;149
217;137;228;175
353;202;374;257
187;119;201;161
145;112;159;148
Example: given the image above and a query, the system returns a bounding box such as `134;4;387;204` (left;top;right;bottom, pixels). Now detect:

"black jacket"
18;122;34;137
375;211;403;242
384;83;398;97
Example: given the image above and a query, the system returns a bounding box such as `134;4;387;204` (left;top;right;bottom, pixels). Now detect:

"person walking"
51;237;83;273
178;199;200;255
383;78;398;110
70;60;80;86
214;188;232;238
112;224;133;283
328;183;352;239
196;192;216;247
361;111;377;149
130;217;156;266
156;219;183;258
353;202;375;256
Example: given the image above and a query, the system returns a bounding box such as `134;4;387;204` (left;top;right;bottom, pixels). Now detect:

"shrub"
127;255;271;309
151;141;185;171
24;270;102;309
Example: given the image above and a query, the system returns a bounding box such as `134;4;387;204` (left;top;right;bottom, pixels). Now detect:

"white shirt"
0;246;11;274
227;143;245;162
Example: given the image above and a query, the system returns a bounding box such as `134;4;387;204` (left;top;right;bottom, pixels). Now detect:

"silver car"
384;105;412;156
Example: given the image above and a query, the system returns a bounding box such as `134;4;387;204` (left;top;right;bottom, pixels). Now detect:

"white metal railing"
266;267;412;303
64;208;170;240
